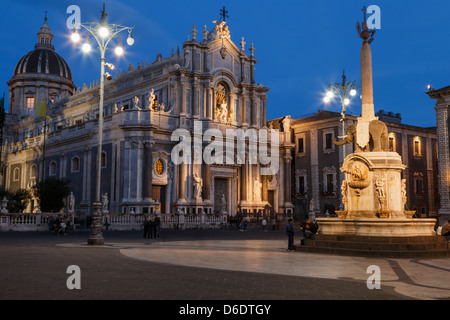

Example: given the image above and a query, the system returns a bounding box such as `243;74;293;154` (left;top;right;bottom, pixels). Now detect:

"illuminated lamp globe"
115;45;124;56
350;88;357;96
82;42;91;53
99;26;109;38
344;98;350;105
127;34;134;46
323;96;330;103
71;30;80;43
326;90;334;99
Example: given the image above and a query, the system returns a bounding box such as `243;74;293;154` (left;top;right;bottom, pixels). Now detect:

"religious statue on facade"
68;192;75;213
193;173;203;200
215;84;228;123
133;96;140;110
253;179;262;202
148;89;157;111
221;194;227;213
102;193;109;213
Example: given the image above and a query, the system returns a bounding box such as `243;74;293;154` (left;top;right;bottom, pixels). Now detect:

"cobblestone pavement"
0;229;449;303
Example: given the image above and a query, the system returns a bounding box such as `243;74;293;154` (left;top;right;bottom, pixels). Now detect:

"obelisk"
356;9;378;150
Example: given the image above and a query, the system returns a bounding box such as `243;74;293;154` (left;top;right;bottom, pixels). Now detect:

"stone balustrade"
0;212;229;232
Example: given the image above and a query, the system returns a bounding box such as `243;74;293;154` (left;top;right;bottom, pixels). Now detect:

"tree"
33;178;71;213
0;188;32;213
9;189;32;213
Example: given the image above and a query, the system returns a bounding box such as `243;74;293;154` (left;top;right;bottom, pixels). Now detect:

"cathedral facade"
2;18;294;219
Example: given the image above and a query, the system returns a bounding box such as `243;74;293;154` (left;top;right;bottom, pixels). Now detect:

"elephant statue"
332;120;389;152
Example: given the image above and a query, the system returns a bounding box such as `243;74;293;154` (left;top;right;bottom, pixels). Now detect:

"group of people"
437;219;450;238
286;218;319;251
143;215;161;239
48;215;70;235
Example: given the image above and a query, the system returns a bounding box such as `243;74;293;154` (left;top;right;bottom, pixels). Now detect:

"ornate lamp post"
71;4;135;245
323;70;358;159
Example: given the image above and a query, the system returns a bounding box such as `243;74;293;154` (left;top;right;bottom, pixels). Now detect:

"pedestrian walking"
286;218;295;251
262;218;267;232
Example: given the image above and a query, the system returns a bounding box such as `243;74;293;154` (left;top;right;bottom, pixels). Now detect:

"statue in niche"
133;96;140;110
282;116;291;132
215;84;228;123
221;194;227;213
309;198;315;213
148;89;157;111
102;193;109;213
193;173;203;200
253;179;262;202
68;192;75;213
375;178;385;198
341;180;348;200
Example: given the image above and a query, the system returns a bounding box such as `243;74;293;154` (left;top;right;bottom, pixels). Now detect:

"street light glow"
82;42;91;53
115;45;124;56
350;88;357;96
326;90;334;98
344;98;350;105
71;30;81;43
99;26;109;38
324;96;330;103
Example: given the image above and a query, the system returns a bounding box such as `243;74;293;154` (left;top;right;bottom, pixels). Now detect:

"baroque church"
2;17;295;219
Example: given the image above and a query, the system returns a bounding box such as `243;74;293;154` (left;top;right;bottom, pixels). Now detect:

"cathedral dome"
12;17;72;81
7;17;75;116
13;48;72;81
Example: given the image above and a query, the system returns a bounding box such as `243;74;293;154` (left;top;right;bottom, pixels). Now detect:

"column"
193;81;199;119
310;127;319;213
435;104;450;223
241;89;247;127
144;141;154;201
136;141;143;202
180;77;187;117
284;153;293;209
426;135;435;216
202;164;211;201
178;163;186;202
240;161;247;202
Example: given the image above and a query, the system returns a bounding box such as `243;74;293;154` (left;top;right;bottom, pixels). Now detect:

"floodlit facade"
1;18;295;220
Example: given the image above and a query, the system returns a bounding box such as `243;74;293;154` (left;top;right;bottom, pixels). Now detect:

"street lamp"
71;3;135;245
323;70;359;159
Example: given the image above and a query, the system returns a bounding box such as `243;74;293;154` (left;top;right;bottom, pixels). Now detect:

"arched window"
71;157;80;172
49;161;57;176
101;152;107;168
13;168;20;181
30;164;37;179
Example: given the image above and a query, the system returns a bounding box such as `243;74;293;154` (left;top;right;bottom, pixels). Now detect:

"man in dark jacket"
153;214;161;238
286;218;295;251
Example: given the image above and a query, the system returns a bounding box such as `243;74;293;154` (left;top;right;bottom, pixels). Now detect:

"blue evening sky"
1;0;449;128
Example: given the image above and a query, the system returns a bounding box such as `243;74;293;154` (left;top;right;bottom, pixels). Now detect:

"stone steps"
296;235;450;258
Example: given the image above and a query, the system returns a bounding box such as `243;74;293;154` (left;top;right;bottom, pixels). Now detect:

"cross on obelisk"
356;6;378;150
219;6;229;22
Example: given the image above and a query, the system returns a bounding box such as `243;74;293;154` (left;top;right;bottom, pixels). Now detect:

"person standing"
143;217;149;239
286;218;295;251
153;214;161;238
262;218;267;232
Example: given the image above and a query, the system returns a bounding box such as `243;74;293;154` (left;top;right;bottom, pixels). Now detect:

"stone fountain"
299;8;448;257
